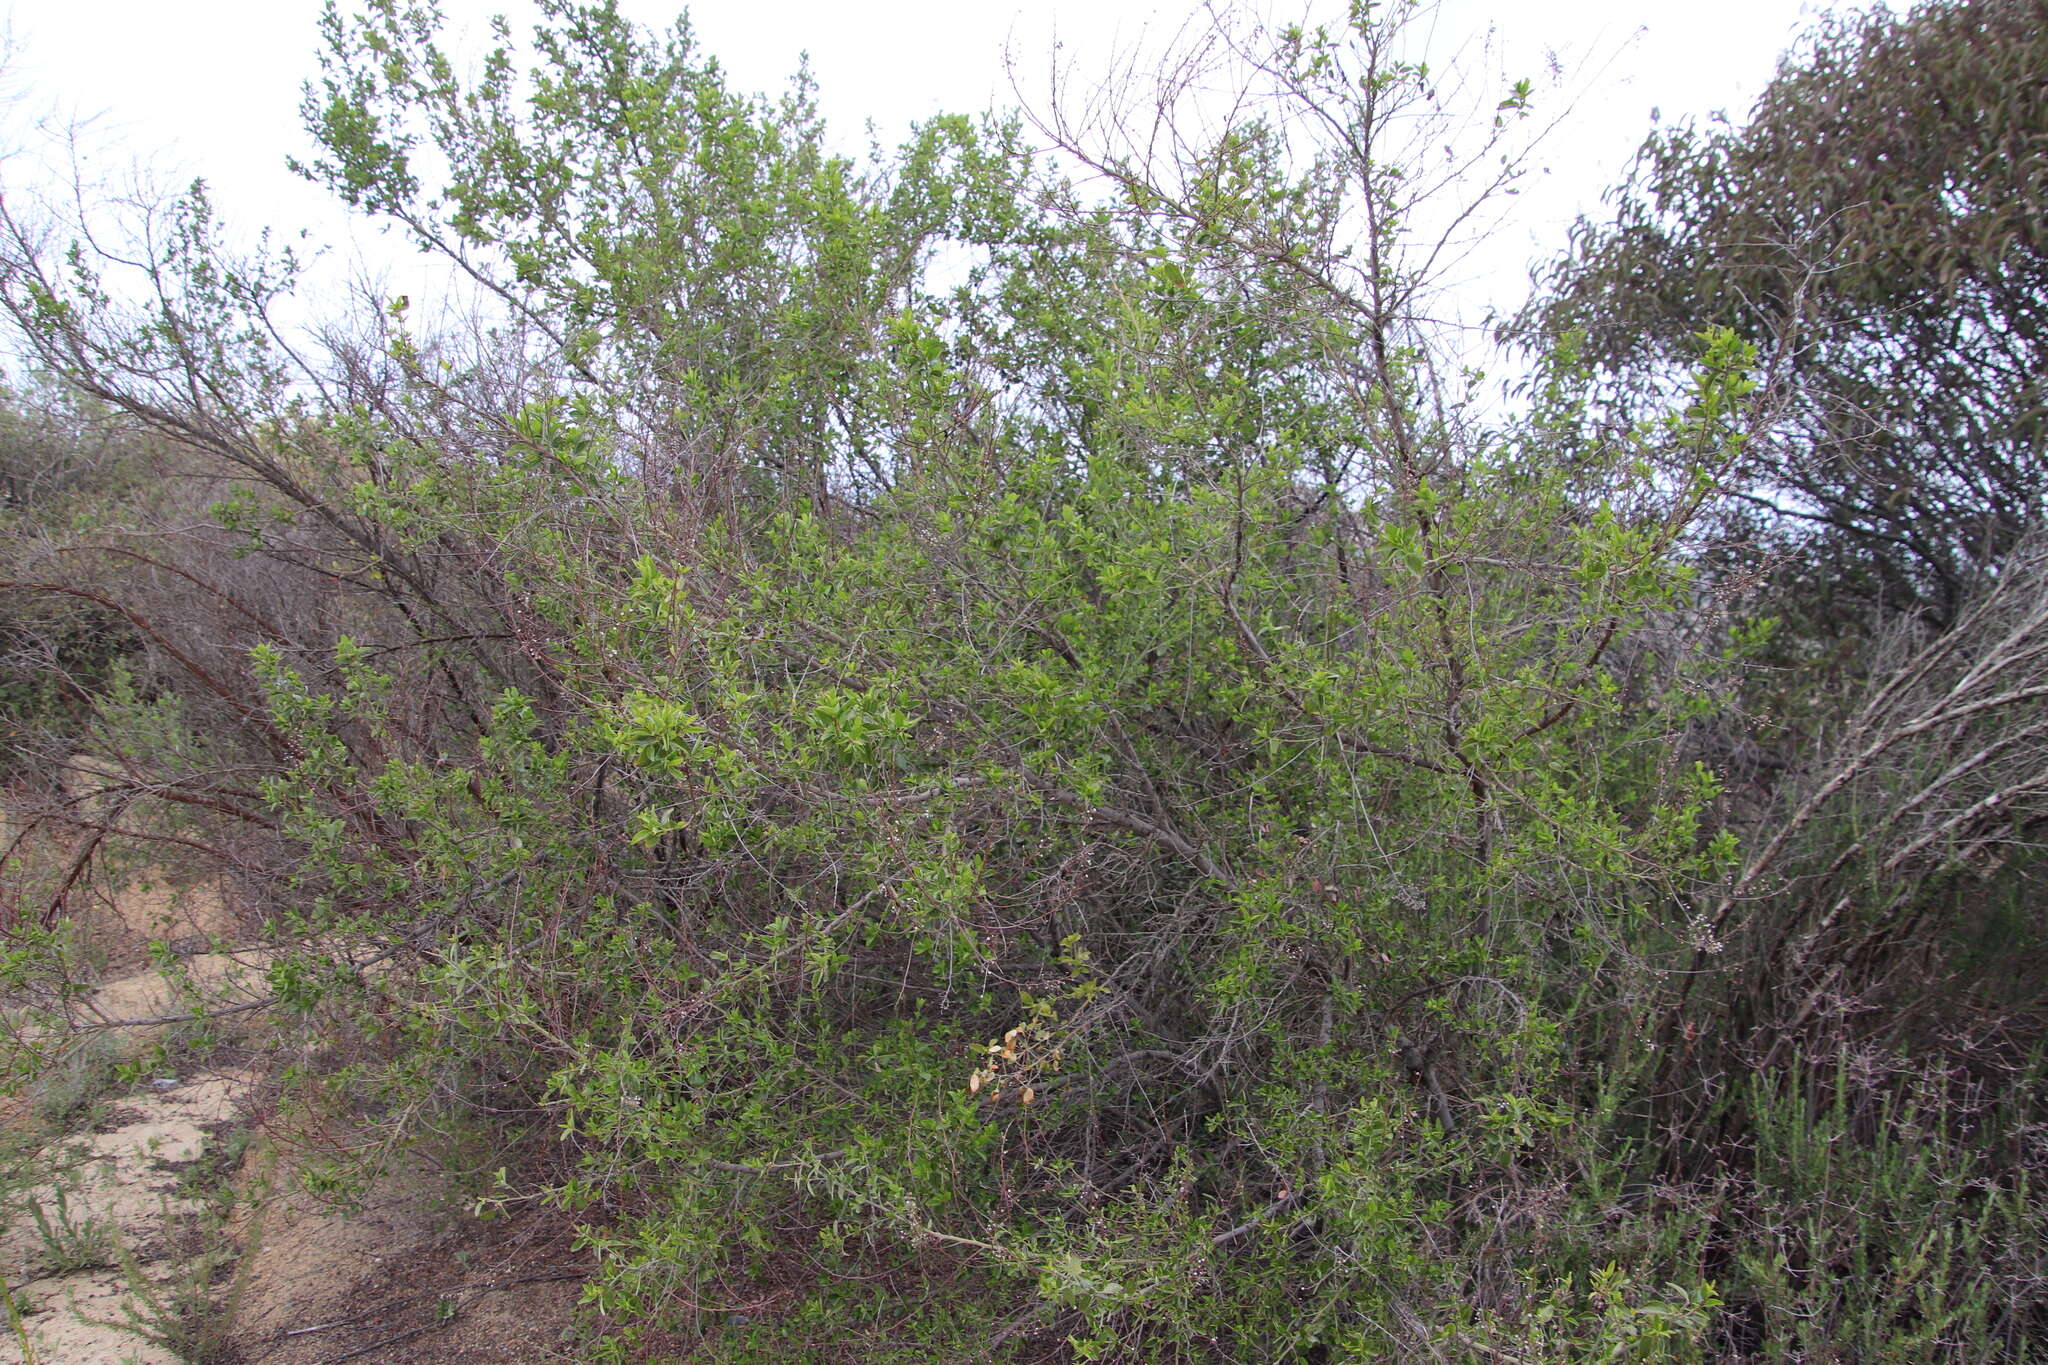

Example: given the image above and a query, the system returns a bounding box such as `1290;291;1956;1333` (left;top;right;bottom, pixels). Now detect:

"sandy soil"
229;1165;585;1365
2;1071;248;1365
79;950;275;1050
4;823;587;1365
3;1053;583;1365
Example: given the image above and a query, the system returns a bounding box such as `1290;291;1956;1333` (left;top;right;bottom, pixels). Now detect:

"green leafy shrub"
1;1;2043;1360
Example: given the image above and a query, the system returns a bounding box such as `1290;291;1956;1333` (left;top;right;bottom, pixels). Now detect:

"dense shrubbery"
3;1;2045;1360
0;383;150;774
1519;0;2048;625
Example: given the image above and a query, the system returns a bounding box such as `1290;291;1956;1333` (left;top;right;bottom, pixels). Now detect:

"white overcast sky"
3;0;1878;346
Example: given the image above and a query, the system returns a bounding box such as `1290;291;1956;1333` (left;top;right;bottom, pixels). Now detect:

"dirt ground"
3;816;589;1365
229;1170;586;1365
1;1069;247;1365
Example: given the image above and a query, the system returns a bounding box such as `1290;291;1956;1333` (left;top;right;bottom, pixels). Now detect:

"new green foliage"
3;0;2045;1360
